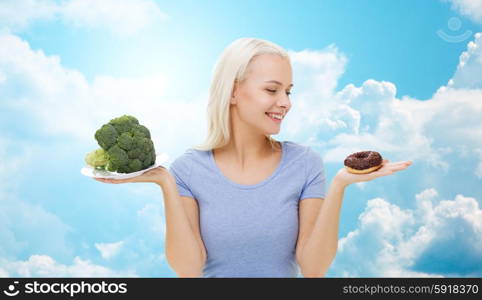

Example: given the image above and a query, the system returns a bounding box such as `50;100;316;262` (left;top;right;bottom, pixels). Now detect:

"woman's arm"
297;159;412;277
297;179;345;277
158;174;207;277
94;167;206;277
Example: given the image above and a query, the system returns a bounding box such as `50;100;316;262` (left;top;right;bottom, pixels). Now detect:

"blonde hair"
192;37;291;151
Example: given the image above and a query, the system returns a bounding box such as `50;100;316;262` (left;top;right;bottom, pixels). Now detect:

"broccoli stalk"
85;148;109;170
86;115;156;173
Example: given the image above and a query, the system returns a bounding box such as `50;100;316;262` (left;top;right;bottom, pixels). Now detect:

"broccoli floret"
110;115;139;135
117;165;130;173
106;145;129;172
142;150;156;168
129;159;143;172
138;151;147;162
132;124;151;139
95;124;118;150
137;137;153;153
117;132;134;151
127;148;141;159
86;115;156;173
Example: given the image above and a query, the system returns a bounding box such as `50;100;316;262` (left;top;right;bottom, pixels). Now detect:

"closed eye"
266;89;291;96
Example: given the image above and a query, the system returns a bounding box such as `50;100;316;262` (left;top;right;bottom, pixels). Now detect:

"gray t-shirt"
168;140;327;277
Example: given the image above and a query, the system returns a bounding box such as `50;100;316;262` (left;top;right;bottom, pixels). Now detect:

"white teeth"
267;113;283;120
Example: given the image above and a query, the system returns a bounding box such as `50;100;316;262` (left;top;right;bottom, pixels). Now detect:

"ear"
230;79;238;104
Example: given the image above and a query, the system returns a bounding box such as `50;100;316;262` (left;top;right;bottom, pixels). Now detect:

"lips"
265;112;283;122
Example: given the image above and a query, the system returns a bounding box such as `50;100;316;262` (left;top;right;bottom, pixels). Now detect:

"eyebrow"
264;80;293;87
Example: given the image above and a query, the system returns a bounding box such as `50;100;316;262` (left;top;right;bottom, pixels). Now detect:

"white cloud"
448;0;482;25
281;32;482;181
60;0;169;36
448;33;482;89
6;29;480;178
0;0;58;31
282;46;436;167
137;203;165;236
0;267;9;277
95;241;124;260
475;148;482;178
0;137;75;262
1;15;482;278
0;32;207;160
332;188;482;277
0;137;35;194
0;0;168;35
282;45;355;142
0;193;74;262
0;255;137;277
2;26;481;182
288;45;347;99
0;33;180;277
319;80;444;169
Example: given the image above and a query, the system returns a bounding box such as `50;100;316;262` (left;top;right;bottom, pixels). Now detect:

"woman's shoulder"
283;140;316;156
282;142;326;186
283;140;323;164
169;147;211;170
171;148;200;162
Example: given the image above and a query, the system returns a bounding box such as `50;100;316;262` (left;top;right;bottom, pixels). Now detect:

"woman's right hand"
93;166;171;187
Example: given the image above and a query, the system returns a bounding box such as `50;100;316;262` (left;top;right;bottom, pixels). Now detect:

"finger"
110;179;131;184
392;160;413;168
375;165;398;175
94;178;109;183
382;161;412;171
94;177;133;184
95;178;118;184
375;169;393;177
386;164;412;173
376;160;389;171
387;163;409;170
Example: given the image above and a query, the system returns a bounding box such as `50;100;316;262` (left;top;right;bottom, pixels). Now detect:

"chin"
265;128;280;135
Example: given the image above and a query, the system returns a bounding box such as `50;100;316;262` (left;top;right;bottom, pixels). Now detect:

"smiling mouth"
265;112;283;122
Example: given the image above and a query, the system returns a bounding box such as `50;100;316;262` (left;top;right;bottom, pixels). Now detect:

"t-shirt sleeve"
168;151;194;198
300;148;327;200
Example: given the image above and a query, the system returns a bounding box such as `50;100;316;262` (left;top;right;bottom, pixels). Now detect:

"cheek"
239;90;271;113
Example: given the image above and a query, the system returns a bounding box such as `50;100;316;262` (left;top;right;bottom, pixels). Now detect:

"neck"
215;107;280;169
225;135;272;166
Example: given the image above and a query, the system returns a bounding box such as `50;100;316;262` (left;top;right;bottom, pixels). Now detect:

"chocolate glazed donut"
344;151;383;174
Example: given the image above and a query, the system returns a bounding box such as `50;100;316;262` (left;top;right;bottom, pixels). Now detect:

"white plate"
81;153;169;179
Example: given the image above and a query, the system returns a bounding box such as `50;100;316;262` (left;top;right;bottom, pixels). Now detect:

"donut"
344;151;383;174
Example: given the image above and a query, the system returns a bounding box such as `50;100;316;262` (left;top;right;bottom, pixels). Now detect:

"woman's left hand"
334;159;413;188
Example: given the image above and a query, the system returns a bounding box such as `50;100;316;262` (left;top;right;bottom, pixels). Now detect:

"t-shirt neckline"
209;141;286;190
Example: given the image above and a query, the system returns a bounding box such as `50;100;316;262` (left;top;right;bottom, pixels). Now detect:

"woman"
95;38;412;278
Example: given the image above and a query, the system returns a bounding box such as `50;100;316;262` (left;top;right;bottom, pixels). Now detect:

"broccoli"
85;148;109;169
85;115;156;173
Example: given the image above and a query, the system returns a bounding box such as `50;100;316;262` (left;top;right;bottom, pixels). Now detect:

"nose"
277;94;291;113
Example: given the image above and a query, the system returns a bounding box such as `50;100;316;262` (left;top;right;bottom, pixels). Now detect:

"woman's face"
231;54;293;135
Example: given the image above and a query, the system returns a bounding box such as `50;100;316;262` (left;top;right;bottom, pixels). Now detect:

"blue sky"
0;0;481;277
19;0;475;99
